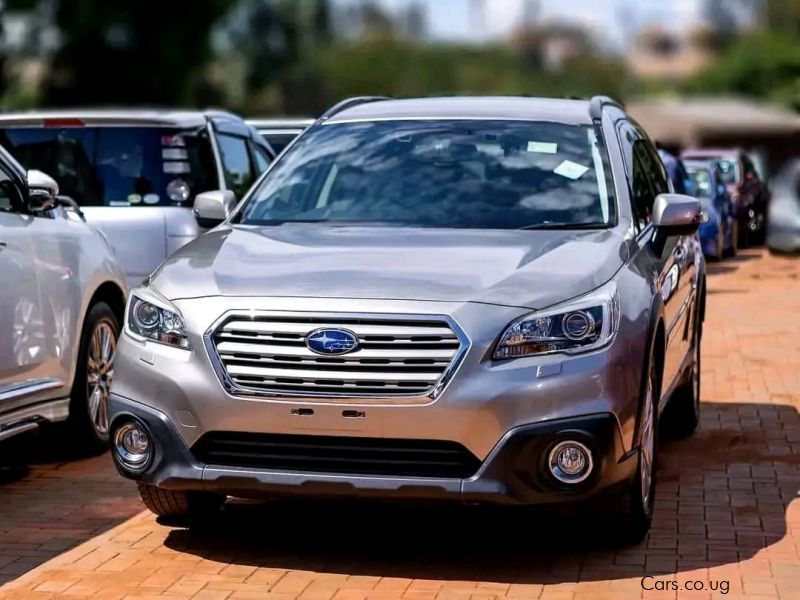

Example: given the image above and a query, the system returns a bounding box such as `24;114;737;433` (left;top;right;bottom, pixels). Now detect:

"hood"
150;225;629;310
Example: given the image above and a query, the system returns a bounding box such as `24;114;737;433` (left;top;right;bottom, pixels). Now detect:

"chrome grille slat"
223;321;456;338
216;341;458;360
231;378;430;392
226;364;441;382
217;332;460;347
209;313;466;398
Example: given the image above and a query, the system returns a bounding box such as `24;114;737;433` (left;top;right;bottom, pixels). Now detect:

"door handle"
0;242;7;251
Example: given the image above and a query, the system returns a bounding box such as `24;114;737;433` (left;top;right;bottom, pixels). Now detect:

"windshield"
236;120;616;229
0;126;217;206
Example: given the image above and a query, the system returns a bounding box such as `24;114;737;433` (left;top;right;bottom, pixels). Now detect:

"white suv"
0;145;127;449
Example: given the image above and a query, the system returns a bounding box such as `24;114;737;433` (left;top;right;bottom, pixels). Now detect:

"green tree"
40;0;230;106
684;32;800;109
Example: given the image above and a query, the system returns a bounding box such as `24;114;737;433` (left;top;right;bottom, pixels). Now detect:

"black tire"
663;292;703;439
137;483;224;522
69;302;119;452
724;224;738;258
714;227;725;261
610;338;661;545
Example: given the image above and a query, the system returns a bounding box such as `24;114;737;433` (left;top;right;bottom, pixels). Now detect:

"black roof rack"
319;96;393;121
589;95;624;120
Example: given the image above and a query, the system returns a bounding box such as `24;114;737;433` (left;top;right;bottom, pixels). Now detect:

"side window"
638;142;670;196
616;121;662;232
0;165;23;212
216;133;254;199
251;143;271;174
630;143;656;231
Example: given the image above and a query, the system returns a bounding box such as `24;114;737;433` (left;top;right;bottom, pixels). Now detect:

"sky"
363;0;746;49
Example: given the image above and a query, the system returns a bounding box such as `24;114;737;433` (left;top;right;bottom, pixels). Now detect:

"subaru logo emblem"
305;328;359;355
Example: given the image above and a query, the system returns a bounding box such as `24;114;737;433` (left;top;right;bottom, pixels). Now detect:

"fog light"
547;440;593;484
113;421;152;471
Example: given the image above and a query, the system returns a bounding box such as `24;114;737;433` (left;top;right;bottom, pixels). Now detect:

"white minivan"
0;110;274;287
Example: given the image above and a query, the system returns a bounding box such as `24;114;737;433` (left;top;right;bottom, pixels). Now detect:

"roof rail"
319;96;392;120
589;95;624;120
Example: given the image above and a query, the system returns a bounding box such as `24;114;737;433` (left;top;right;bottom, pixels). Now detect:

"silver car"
0;110;274;287
0;145;127;448
109;96;705;542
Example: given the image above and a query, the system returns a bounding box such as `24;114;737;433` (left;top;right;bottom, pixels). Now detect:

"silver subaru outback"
109;96;705;541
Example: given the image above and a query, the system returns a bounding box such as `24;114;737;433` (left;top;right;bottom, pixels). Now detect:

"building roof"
325;96;596;124
628;97;800;146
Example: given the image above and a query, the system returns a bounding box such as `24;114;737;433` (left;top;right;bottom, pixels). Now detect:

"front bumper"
110;395;636;505
109;295;649;505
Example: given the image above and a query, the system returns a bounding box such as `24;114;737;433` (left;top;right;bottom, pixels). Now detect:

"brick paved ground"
1;248;799;600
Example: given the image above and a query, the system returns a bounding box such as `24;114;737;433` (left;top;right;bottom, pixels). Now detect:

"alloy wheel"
86;321;116;437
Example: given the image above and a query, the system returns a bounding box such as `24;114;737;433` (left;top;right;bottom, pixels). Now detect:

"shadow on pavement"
163;400;800;584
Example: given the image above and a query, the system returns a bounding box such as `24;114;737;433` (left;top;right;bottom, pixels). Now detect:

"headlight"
701;211;710;223
493;281;619;360
127;294;190;349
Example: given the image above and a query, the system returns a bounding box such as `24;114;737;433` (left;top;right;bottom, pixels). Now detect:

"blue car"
685;161;737;259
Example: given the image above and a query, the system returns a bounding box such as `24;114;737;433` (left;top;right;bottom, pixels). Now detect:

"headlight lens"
493;282;619;360
701;210;710;223
127;295;190;349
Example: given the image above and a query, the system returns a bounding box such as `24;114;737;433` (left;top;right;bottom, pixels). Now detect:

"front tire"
137;483;224;523
724;222;738;257
69;302;119;451
608;341;661;545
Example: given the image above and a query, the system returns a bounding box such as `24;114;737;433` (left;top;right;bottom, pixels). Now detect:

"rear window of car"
715;158;739;185
686;167;711;197
0;125;218;207
260;132;300;154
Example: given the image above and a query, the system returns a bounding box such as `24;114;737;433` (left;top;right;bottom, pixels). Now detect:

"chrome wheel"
639;362;656;514
86;321;116;437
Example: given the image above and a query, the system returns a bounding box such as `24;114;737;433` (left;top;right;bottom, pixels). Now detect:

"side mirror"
193;190;236;228
653;193;701;235
651;193;702;255
26;169;58;212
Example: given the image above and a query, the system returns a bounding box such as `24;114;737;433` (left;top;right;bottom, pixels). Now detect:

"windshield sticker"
164;161;190;174
127;194;142;205
162;148;188;160
527;141;558;154
143;193;160;205
554;160;590;180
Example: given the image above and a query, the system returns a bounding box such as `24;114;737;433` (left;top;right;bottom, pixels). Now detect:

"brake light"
42;118;85;127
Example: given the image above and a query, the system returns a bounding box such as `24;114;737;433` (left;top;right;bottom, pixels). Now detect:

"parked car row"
658;147;770;261
681;148;769;251
3;95;708;544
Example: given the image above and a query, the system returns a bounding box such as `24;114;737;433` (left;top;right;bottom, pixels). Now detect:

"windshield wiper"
518;222;609;230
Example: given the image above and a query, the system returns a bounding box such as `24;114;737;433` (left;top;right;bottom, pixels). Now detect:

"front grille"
209;313;465;397
193;432;481;479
